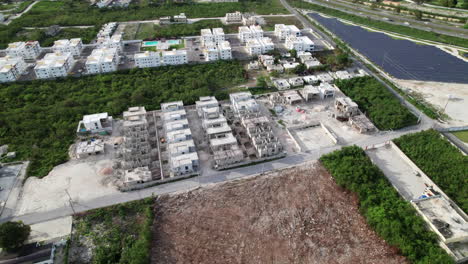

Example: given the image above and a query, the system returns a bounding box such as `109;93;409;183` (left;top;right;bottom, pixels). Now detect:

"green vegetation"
0;0;286;48
394;130;468;213
452;130;468;143
335;76;417;130
262;15;303;31
13;0;34;13
136;20;238;40
0;221;31;252
320;146;454;264
0;61;246;177
73;198;154;263
289;0;468;48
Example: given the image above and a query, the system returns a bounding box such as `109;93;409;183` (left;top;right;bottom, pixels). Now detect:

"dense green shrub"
335;76;417;130
320;146;453;263
0;61;246;178
289;0;468;48
394;130;468;213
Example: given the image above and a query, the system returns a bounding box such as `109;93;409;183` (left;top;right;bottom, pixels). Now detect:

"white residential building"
203;43;219;62
238;25;264;43
85;47;119;74
52;38;83;57
200;28;214;46
274;24;301;40
218;41;232;60
161;50;188;65
6;41;41;60
225;11;242;23
0;56;27;83
134;51;161;68
34;52;74;79
77;112;113;134
212;28;225;43
230;92;259;115
246;37;274;56
97;34;123;52
285;36;315;52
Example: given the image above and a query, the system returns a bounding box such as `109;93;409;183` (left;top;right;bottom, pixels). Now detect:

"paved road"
2;0;38;25
303;0;468;39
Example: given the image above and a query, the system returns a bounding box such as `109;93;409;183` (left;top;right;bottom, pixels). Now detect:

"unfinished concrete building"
270;90;303;105
241;114;283;158
349;115;376;134
123;166;152;187
229;92;283;159
161;101;199;176
121;106;152;170
334;97;360;119
196;96;243;168
301;85;320;101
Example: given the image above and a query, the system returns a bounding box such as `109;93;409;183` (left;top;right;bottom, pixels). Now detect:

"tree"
0;221;31;252
289;49;297;58
395;6;401;13
294;63;307;74
414;0;427;4
414;10;423;20
256;75;269;88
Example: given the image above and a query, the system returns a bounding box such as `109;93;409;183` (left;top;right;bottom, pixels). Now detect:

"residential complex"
161;101;199;177
225;11;242;23
97;34;123;52
34;52;75;79
274;24;301;40
285;36;315;52
200;28;225;45
238;25;264;43
52;38;83;57
85;47;120;74
245;37;274;56
76;113;113;134
203;41;232;61
0;56;27;83
6;41;41;60
161;50;188;65
134;51;161;68
196;96;243;168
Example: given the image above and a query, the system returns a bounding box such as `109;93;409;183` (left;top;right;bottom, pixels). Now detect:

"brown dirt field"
151;162;407;264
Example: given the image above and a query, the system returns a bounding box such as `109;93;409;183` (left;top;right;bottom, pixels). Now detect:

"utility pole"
65;189;76;215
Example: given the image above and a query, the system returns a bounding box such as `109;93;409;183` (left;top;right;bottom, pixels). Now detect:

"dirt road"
151;162;407;264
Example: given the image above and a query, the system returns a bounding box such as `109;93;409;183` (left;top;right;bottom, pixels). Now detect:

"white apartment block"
162;50;188;65
225;11;242;23
218;41;232;60
6;41;41;60
85;47;119;74
134;51;161;68
34;52;74;79
246;37;274;56
230;91;259;115
200;28;214;46
203;43;219;62
285;36;315;52
0;56;27;83
52;38;83;57
97;34;123;52
274;24;301;40
238;25;263;43
212;28;225;43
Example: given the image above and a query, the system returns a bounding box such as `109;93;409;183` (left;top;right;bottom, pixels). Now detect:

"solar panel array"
309;13;468;84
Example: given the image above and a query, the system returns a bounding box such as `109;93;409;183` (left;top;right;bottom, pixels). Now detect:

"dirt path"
151;162;407;264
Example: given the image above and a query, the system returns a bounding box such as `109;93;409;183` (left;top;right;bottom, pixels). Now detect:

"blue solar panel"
308;13;468;84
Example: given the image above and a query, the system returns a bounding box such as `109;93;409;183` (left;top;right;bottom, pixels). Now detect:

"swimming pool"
142;39;180;47
142;41;159;47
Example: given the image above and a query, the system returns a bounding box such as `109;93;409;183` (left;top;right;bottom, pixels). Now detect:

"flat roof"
210;133;237;147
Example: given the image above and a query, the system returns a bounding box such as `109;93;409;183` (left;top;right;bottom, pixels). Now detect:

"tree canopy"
0;221;31;252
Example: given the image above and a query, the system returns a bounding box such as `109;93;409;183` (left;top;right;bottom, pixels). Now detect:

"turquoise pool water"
142;41;159;46
167;40;180;44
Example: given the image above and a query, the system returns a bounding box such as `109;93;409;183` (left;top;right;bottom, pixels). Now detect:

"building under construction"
229;92;283;159
196;96;244;169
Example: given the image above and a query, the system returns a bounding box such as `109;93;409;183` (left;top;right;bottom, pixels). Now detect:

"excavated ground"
151;162;407;264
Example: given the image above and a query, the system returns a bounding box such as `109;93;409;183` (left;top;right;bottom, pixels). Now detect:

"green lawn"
262;16;303;31
452;130;468;143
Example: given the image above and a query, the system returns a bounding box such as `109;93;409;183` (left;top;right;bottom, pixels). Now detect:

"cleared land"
151;162;406;263
452;130;468;143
